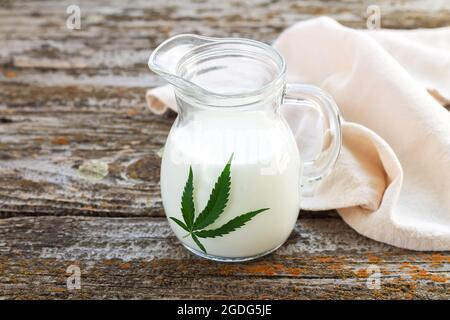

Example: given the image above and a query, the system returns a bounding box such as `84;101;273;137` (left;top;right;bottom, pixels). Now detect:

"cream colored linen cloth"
146;17;450;251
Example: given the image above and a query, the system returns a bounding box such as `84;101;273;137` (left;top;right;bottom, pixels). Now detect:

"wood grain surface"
0;0;449;299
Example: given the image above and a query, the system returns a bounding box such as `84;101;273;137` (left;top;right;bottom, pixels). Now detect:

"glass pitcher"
148;34;342;262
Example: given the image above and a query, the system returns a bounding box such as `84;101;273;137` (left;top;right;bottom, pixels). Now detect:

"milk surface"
161;110;302;258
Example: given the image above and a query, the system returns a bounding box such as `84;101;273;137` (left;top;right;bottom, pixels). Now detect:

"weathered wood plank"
0;216;448;299
1;0;450;74
0;84;167;217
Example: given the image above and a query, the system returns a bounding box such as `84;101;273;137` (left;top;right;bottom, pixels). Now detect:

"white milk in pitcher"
161;110;301;258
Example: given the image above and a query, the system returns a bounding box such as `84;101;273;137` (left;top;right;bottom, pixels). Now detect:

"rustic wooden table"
0;0;449;299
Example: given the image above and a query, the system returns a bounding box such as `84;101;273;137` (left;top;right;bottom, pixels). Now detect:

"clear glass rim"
175;36;287;102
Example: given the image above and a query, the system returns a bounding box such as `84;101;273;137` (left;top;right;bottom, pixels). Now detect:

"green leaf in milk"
180;166;195;230
192;154;232;231
191;234;207;254
194;208;269;239
169;154;269;254
169;217;189;232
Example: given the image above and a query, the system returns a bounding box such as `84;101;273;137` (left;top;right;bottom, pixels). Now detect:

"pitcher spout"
148;34;215;91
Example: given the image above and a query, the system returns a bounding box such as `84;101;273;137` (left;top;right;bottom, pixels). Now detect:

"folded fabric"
146;17;450;251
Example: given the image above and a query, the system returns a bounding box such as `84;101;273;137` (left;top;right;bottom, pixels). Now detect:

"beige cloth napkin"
146;17;450;251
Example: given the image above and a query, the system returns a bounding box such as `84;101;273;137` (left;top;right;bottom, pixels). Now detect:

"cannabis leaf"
181;166;195;230
169;154;269;254
169;217;189;232
194;208;269;239
193;155;232;230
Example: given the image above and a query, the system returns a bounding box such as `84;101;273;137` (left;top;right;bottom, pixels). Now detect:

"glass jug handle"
282;84;342;195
